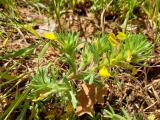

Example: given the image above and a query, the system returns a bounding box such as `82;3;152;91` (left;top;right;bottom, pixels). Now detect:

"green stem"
121;11;130;33
53;0;62;31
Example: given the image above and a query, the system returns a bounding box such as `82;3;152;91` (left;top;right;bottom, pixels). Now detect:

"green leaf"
114;114;126;120
69;91;77;109
103;110;113;117
63;76;71;88
121;108;131;120
148;113;155;120
108;105;115;114
0;72;17;81
38;42;50;61
16;102;29;120
0;45;36;60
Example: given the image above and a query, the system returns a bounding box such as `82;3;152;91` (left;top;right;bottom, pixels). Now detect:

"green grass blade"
121;108;131;120
69;91;77;109
38;42;50;61
0;72;17;81
0;45;36;60
16;102;29;120
1;87;32;120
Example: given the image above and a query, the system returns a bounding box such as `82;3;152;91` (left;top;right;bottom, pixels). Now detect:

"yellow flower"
116;32;127;41
126;50;132;62
43;32;64;47
43;32;57;41
108;33;119;47
99;66;111;78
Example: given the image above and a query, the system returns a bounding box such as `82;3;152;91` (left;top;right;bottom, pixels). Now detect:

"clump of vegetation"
0;31;154;119
0;0;159;119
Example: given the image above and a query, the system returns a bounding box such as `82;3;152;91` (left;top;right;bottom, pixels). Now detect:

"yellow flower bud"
43;32;57;41
117;32;127;41
108;33;119;47
43;32;63;46
99;66;111;78
127;50;132;62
